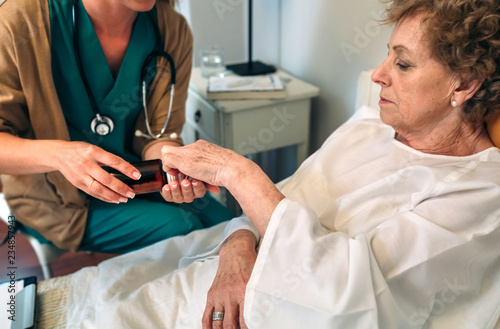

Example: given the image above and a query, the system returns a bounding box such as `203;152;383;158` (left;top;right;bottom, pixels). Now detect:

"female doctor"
0;0;232;253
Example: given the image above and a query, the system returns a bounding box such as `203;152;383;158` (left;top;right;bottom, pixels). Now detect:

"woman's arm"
161;140;285;236
0;132;139;203
201;229;257;329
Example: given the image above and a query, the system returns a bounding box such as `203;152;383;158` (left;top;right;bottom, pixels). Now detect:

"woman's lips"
379;97;393;105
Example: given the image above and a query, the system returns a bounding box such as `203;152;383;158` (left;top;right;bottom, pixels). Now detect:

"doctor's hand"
160;169;220;204
202;229;257;329
54;141;139;203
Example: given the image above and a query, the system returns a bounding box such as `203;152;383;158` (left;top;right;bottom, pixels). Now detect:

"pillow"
487;111;500;148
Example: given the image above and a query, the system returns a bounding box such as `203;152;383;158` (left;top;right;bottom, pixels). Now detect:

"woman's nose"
371;59;390;87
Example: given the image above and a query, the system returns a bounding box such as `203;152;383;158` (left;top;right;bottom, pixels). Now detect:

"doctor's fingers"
85;179;122;204
191;179;209;197
87;162;137;198
90;146;141;182
84;172;133;204
59;161;132;203
67;142;141;183
162;180;219;204
161;179;195;203
67;144;138;198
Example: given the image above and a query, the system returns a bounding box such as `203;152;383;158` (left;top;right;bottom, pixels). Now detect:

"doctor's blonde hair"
384;0;500;126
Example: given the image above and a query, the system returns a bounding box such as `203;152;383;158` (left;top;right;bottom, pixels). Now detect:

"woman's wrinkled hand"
202;230;258;329
161;140;248;191
162;139;282;238
55;141;140;203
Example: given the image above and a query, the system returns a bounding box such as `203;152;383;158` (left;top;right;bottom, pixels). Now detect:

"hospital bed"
2;69;499;329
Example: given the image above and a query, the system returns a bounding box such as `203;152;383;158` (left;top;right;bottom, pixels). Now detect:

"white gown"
67;107;500;329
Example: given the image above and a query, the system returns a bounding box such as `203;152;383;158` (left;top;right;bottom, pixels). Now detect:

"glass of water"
200;45;225;78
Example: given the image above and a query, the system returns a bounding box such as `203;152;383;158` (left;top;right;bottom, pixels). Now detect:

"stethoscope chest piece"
73;1;176;139
90;114;114;136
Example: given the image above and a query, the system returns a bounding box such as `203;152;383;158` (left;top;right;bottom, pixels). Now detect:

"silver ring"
212;311;224;321
166;173;178;184
89;178;96;189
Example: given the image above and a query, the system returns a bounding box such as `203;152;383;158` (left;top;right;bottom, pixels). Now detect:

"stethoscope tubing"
71;0;176;139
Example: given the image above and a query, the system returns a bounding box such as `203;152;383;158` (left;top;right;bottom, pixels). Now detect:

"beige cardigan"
0;0;193;251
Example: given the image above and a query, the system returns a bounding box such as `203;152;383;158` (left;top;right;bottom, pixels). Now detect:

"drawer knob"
194;110;202;123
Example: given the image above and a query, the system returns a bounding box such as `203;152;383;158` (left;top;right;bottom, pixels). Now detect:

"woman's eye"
396;61;410;71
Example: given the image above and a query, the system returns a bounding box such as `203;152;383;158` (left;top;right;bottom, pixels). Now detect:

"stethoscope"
72;0;177;139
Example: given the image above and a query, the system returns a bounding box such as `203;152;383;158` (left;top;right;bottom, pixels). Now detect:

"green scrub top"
44;0;234;254
50;0;157;162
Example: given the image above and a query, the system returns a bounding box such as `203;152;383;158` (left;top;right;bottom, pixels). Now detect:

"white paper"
208;75;284;92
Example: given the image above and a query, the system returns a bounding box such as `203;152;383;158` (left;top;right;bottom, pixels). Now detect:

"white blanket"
67;217;258;329
67;107;500;328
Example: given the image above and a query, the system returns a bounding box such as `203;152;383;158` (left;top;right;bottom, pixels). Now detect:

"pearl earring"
451;100;458;107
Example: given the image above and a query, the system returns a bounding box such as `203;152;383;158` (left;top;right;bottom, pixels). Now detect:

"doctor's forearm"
0;132;139;203
0;132;62;175
143;140;181;161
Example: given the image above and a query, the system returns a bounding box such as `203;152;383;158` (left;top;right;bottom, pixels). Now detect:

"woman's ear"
453;78;483;106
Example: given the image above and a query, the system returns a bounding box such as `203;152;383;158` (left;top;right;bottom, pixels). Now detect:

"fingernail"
133;171;141;179
126;191;135;199
171;182;178;188
192;180;199;187
163;185;170;192
119;197;128;203
182;181;190;187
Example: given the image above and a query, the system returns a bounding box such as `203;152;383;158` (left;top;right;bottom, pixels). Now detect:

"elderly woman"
66;0;500;328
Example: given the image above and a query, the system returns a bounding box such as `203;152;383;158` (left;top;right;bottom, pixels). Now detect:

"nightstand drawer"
224;99;311;156
185;90;220;143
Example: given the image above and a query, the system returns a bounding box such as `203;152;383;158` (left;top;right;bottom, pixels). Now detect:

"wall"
278;0;391;151
178;0;392;157
177;0;279;68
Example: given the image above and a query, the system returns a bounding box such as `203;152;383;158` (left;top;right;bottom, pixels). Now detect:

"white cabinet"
184;68;319;162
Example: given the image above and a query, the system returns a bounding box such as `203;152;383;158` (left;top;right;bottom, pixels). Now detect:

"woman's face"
372;14;460;137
